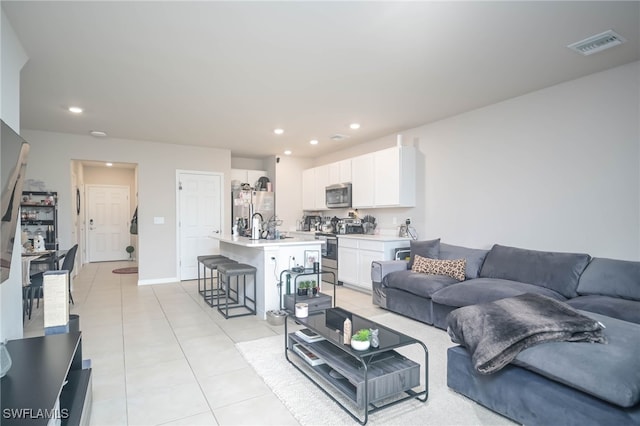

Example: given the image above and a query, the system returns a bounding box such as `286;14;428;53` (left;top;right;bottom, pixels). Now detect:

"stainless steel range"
315;232;339;286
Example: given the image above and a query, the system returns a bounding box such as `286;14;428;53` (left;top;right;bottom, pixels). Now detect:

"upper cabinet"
328;159;352;185
302;166;328;211
230;169;267;187
352;145;416;208
303;144;416;210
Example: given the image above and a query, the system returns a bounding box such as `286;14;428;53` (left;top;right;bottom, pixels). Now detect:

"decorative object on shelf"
0;340;11;377
351;329;371;351
343;317;352;345
295;302;308;318
305;250;319;269
370;328;380;348
126;245;135;260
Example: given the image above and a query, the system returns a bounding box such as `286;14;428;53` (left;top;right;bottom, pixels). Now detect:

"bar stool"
216;263;257;319
197;255;226;296
201;257;237;307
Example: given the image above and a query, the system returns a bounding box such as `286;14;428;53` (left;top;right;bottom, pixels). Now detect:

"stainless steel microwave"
326;183;352;208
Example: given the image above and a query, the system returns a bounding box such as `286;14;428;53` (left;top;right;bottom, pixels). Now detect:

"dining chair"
25;244;78;320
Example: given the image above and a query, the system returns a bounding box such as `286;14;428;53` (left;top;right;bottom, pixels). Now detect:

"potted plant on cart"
311;280;318;296
297;281;309;297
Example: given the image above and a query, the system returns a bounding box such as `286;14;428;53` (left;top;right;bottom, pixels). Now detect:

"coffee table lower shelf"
285;332;427;424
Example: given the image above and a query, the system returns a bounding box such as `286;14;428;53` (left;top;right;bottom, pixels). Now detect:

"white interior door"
87;185;130;262
178;171;223;280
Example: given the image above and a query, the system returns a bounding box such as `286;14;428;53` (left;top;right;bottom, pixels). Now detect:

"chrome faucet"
250;212;264;240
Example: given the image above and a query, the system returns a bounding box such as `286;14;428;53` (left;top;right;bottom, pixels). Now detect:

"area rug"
112;267;138;274
236;313;516;426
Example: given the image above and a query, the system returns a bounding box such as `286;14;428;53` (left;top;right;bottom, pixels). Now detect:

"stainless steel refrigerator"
231;190;275;236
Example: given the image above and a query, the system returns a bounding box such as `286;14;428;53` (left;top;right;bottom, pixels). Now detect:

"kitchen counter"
214;234;325;248
212;235;325;319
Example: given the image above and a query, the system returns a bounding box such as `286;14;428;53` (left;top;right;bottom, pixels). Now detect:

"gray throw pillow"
408;238;440;269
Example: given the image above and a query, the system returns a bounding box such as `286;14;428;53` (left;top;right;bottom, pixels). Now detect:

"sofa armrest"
371;260;408;284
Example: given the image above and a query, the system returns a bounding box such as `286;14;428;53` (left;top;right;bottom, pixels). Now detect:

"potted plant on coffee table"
351;329;371;351
311;280;318;296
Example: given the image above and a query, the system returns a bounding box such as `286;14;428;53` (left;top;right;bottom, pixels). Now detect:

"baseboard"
137;277;178;286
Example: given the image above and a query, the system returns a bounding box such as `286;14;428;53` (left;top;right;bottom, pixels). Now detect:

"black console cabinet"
1;332;92;425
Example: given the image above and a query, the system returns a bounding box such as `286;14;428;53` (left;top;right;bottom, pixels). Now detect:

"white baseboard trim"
137;277;179;286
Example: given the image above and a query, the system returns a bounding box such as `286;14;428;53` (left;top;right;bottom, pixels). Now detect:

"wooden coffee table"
285;307;428;424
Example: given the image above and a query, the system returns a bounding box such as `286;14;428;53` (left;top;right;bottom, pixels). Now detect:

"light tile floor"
23;261;384;426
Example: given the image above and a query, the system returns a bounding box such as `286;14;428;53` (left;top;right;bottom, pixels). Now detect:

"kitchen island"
213;235;324;319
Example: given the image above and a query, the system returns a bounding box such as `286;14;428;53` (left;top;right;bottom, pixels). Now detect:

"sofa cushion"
566;295;640;324
412;255;466;281
577;257;640;301
408;238;440;269
513;311;640;408
479;244;590;298
439;243;489;279
431;278;567;308
384;270;457;299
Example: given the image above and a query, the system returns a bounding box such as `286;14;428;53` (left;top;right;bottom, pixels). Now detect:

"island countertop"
213;234;324;248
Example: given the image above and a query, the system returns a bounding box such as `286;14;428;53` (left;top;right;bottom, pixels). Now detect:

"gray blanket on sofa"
446;293;606;374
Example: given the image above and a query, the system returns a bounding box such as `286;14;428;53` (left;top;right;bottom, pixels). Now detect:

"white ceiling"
3;1;639;159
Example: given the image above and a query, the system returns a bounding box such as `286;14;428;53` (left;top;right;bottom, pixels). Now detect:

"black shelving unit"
279;268;336;314
21;191;59;251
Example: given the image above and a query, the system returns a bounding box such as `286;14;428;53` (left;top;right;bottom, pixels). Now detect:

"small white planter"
350;338;370;351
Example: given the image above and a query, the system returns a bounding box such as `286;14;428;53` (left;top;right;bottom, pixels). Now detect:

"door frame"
84;184;131;263
175;170;225;281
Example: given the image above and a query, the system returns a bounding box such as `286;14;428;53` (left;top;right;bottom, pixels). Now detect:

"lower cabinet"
338;237;410;291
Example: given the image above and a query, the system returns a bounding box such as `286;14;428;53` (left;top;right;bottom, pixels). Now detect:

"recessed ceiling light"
90;130;107;137
310;139;319;145
350;123;361;130
284;150;292;155
68;106;83;114
274;128;284;135
105;163;113;167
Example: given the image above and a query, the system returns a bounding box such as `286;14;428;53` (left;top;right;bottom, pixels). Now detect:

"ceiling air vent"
329;134;350;141
567;30;626;56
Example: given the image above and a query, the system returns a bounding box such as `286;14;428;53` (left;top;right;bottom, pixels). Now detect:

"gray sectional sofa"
371;240;640;426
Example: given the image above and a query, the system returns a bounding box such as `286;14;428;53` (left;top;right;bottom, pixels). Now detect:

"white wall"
274;155;313;231
0;9;28;341
21;130;232;283
318;61;640;260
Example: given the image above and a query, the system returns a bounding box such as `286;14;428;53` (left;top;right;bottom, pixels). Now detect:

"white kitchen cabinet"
302;166;328;211
303;143;415;210
231;169;267;187
338;239;359;286
338;236;410;291
351;153;375;208
352;146;416;208
328;159;352;185
314;165;329;210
